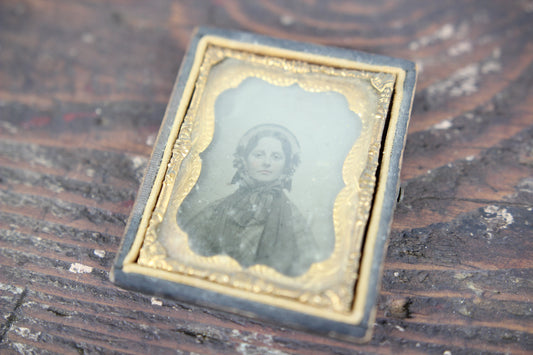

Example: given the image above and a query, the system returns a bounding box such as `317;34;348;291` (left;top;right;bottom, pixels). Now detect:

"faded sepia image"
176;77;361;276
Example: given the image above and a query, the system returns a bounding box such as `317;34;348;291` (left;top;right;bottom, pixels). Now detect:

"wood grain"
1;0;532;353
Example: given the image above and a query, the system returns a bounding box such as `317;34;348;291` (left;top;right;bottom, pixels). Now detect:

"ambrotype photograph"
113;28;416;341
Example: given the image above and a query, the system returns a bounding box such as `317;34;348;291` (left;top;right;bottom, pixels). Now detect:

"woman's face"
246;136;286;183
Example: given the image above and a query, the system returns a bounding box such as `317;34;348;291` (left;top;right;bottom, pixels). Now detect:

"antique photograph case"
112;27;416;342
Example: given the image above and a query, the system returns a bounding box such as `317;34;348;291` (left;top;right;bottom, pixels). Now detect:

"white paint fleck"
483;205;514;228
427;63;480;99
465;155;475;161
517;178;533;194
454;272;472;280
500;209;514;226
443;351;452;355
0;283;24;294
14;327;41;341
263;334;273;344
231;329;241;337
131;155;147;170
237;343;290;355
448;41;472;56
460;306;472;318
95;107;102;116
49;184;64;193
0;121;18;134
395;325;405;332
93;249;106;258
481;60;501;74
449;64;479;97
151;297;163;306
433;119;453;130
484;205;499;214
437;23;455;39
280;14;294;26
69;263;93;274
466;281;484;297
146;134;156;147
82;32;95;44
409;23;455;50
12;343;37;354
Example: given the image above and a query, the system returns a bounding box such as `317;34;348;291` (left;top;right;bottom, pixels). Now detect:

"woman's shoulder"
279;192;307;223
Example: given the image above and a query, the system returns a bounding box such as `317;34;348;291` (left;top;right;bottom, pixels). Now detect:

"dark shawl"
179;182;318;277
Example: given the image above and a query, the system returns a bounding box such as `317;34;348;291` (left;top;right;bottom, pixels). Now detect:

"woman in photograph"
178;124;320;277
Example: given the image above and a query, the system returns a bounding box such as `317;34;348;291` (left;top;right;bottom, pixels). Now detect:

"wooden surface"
1;0;532;354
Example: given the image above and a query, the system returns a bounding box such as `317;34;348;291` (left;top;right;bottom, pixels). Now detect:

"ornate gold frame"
118;34;408;329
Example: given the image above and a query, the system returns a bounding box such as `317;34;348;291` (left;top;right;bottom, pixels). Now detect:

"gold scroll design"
136;45;227;270
138;45;395;314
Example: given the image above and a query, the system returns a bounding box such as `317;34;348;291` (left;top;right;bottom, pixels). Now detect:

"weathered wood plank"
1;0;532;353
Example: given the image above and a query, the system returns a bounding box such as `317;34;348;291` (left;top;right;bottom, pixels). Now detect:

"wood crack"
0;287;28;343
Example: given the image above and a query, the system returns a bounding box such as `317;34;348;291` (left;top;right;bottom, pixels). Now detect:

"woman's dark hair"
231;124;300;189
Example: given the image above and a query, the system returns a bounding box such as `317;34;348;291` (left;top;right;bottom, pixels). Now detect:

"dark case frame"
111;27;416;342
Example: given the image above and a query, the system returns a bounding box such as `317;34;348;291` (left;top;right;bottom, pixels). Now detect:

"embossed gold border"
121;35;406;325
